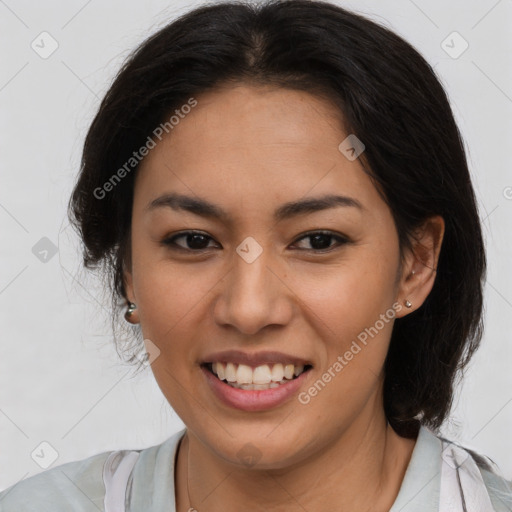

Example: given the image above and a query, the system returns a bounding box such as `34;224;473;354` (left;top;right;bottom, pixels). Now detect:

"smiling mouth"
202;362;313;390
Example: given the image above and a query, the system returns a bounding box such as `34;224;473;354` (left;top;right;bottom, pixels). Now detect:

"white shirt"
1;425;510;511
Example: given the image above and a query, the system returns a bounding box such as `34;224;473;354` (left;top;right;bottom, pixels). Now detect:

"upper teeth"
212;362;305;385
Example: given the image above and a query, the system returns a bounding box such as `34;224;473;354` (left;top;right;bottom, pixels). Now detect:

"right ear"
121;237;136;303
123;255;135;303
122;251;140;324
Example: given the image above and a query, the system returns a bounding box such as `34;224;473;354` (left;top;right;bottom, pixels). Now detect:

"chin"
198;422;315;470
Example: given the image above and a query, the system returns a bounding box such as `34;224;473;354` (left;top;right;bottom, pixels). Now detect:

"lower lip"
201;366;311;412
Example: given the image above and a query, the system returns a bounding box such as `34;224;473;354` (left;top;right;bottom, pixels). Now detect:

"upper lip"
201;350;313;368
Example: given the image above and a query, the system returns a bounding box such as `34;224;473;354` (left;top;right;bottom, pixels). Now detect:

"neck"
175;404;417;512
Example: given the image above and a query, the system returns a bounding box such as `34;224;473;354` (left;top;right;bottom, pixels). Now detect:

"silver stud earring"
125;302;137;322
404;300;412;308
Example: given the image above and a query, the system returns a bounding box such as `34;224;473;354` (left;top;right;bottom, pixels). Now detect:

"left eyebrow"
145;192;364;222
273;194;364;221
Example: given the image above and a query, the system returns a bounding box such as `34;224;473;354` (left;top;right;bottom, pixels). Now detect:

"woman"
1;1;510;510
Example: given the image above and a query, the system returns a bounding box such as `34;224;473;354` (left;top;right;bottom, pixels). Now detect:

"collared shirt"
0;426;511;511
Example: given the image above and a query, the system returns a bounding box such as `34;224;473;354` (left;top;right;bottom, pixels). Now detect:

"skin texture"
123;83;444;511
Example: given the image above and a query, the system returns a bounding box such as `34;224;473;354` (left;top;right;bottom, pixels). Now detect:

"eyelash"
161;230;350;254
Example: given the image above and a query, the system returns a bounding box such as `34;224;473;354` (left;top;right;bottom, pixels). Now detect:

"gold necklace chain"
185;433;194;511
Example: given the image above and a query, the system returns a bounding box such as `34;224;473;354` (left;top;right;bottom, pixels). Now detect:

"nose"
213;246;294;336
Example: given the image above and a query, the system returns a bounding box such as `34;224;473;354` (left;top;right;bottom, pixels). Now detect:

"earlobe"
124;267;134;301
395;215;445;318
122;262;140;324
124;301;139;324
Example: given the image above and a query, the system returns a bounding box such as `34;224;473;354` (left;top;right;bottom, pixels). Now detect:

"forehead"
164;84;346;155
133;84;381;221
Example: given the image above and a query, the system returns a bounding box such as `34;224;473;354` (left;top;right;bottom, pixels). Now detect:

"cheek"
131;258;212;418
131;239;216;330
294;269;396;426
289;252;398;375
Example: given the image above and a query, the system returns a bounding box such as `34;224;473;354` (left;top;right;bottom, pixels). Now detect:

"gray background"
1;0;511;490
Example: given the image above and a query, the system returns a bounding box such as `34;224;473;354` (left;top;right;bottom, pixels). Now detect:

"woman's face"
124;83;417;468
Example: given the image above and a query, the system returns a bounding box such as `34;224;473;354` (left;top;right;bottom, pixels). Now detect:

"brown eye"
162;231;218;251
292;231;349;252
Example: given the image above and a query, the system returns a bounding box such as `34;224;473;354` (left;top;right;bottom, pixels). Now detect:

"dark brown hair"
68;0;486;438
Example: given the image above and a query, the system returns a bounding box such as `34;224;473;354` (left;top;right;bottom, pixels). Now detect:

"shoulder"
0;430;186;512
438;434;512;512
0;450;111;512
474;456;512;512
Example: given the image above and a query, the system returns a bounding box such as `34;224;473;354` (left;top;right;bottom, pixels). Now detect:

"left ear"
394;215;445;318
